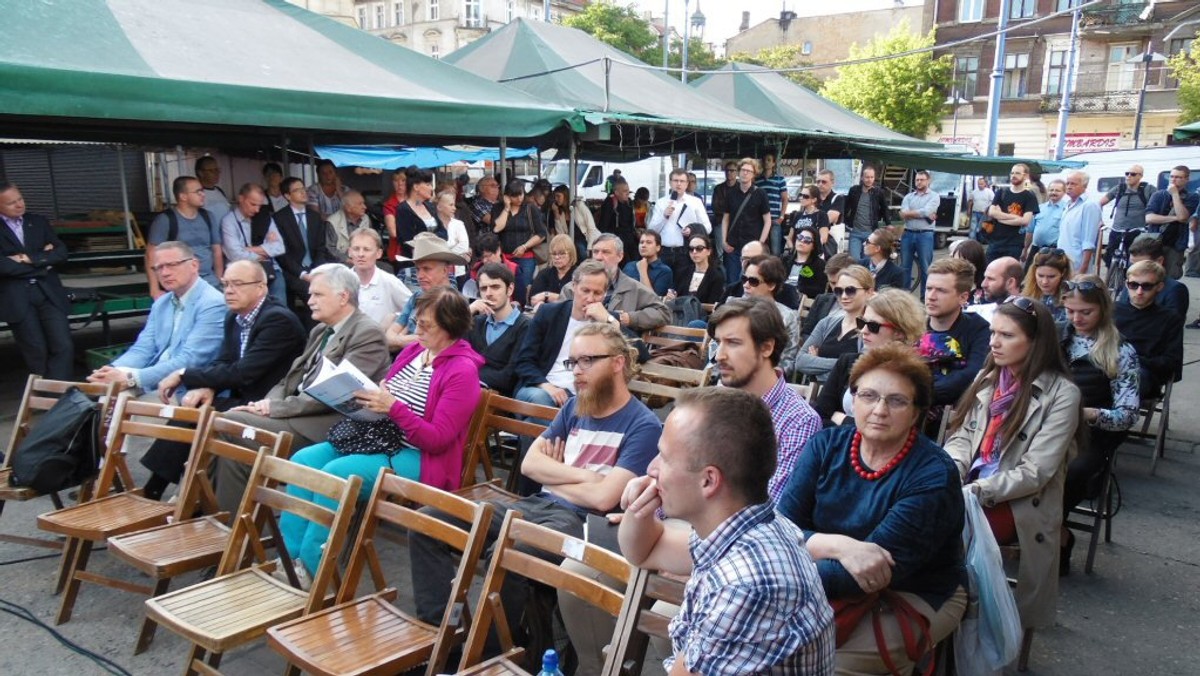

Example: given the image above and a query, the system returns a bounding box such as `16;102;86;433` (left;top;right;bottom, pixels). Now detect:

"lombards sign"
1049;132;1123;154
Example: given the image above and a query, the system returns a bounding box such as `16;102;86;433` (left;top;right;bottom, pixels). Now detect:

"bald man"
981;257;1023;303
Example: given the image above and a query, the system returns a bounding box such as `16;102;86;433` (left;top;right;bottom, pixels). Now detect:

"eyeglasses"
741;275;763;287
688;245;708;252
222;279;264;289
1004;296;1037;315
1064;280;1103;293
855;316;898;334
1037;247;1066;258
1125;171;1142;177
150;257;194;273
851;388;913;411
833;286;862;297
562;354;615;371
1125;280;1160;292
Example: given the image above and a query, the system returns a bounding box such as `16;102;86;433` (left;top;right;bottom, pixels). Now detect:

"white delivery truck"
542;157;671;201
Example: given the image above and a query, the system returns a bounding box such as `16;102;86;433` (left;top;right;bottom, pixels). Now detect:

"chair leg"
1104;481;1115;544
283;665;301;676
54;536;80;594
1017;628;1034;672
55;539;93;625
183;644;206;676
134;578;173;654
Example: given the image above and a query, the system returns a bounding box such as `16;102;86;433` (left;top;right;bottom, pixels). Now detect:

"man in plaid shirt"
619;387;835;675
708;297;821;502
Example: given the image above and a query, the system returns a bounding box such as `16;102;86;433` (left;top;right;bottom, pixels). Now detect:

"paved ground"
0;270;1198;675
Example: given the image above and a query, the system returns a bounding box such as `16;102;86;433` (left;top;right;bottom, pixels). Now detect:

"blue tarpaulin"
315;145;538;170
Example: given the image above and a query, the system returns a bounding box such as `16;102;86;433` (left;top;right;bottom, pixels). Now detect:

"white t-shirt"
544;316;589;391
358;268;413;325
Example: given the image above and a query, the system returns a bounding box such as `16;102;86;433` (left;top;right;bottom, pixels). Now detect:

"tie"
297;211;312;268
301;327;335;388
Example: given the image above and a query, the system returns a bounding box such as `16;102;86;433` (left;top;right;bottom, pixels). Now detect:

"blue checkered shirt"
763;373;823;505
233;296;267;358
667;503;835;675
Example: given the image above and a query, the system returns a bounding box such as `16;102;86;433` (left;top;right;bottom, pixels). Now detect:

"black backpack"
9;387;103;494
1113;182;1151;218
163;208;214;241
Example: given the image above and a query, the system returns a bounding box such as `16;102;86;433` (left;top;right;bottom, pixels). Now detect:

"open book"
302;358;386;421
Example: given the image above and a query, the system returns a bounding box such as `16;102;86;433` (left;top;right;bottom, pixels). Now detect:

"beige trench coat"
943;371;1081;629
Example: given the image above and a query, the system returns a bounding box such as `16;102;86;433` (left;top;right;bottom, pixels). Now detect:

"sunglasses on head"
688;245;708;252
1064;279;1103;293
741;275;763;287
833;286;861;297
855;316;898;334
1125;280;1160;292
1004;296;1037;315
1038;247;1066;258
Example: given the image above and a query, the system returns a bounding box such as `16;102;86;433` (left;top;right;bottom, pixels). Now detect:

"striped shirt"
385;357;432;422
756;173;788;222
668;503;835;675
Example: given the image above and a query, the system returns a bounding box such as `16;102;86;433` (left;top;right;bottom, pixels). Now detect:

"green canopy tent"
1174;121;1200;141
0;0;582;149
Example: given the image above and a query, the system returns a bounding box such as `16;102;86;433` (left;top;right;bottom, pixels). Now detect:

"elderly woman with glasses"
944;297;1083;636
1022;247;1072;334
779;344;967;674
1059;276;1139;573
814;289;927;428
794;264;876;380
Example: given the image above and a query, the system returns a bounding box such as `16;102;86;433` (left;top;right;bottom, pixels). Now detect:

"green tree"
729;45;822;92
562;2;659;61
1167;33;1200;124
820;19;952;138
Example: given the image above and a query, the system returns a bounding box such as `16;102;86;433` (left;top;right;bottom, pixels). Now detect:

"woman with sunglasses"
1022;247;1072;333
670;233;725;304
778;343;967;674
789;225;828;299
944;298;1083;637
741;255;802;375
814;289;927;428
1059;276;1139;573
794;265;876;380
787;185;831;258
862;228;904;290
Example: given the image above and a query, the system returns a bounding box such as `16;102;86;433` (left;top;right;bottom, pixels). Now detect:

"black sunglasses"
1004;296;1037;315
1125;171;1142;177
833;286;861;297
1125;280;1160;292
688;245;708;252
741;275;762;287
1064;280;1103;293
855;316;898;334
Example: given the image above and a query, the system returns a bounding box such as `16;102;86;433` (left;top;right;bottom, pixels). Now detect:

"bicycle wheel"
1106;257;1126;298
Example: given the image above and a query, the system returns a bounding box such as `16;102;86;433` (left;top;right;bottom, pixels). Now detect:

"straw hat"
401;232;466;264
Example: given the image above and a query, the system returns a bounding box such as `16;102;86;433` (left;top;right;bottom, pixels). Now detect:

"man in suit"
274;176;336;327
560;234;671;334
88;241;226;394
137;260;307;499
468;262;529;395
0;182;74;379
216;263;389;511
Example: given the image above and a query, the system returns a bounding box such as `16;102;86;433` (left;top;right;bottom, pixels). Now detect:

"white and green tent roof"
0;0;582;146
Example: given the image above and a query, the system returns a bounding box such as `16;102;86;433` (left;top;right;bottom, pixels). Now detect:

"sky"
626;0;925;51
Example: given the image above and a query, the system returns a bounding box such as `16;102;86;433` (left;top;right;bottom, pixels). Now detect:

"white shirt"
444;217;471;277
647;193;712;247
357;267;413;326
544;316;588;391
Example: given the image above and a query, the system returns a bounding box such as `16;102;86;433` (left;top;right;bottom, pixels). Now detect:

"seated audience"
790;225;828;299
468;262;530;395
814;289;926;427
950;238;988;305
861;228;903;290
919;257;991;407
1115;260;1183;399
801;253;855;341
722;240;802;310
220;182;287;305
944;298;1081;632
560;234;671;334
280;287;482;579
529;234;578;307
741;255;802;377
1060;277;1139;574
1022;247;1071;332
779;344;967;674
618;388;836;675
386;233;465;351
324;190;371;262
1116;234;1189;321
983;256;1023;303
669;233;726;305
624;230;674;296
794;264;875;380
347;228;412;328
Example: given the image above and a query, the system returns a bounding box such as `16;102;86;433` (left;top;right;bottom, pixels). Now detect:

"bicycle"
1104;228;1143;298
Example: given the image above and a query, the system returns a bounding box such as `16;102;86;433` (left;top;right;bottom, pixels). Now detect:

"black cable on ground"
0;597;132;676
0;552;59;566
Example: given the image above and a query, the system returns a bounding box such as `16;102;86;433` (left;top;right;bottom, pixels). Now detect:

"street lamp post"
681;0;690;83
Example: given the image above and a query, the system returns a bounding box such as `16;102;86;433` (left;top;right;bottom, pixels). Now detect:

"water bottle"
538;649;565;676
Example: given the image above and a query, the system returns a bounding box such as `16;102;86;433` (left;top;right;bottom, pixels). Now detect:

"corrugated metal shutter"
0;146;150;219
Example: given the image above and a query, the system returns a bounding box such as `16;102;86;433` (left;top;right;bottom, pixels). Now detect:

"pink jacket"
386;339;484;491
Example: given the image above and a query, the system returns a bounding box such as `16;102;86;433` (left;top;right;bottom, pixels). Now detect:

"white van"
542;157;671;201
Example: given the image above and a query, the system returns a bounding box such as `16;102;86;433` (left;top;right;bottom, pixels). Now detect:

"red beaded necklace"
850;428;918;481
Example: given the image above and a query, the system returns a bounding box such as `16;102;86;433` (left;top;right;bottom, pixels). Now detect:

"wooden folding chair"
637;362;710;390
627;378;684;408
0;376;119;549
798;295;815;323
37;394;211;621
1125;380;1172;475
455;511;634;675
268;469;494;676
642;324;711;355
457;392;557;504
107;414;293;654
601;567;687;676
787;381;817;403
144;453;362;676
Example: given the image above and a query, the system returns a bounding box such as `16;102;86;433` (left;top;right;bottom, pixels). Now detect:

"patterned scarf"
981;367;1020;464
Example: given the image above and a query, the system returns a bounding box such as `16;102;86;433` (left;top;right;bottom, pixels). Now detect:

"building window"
998;143;1015;157
955;55;979;98
958;0;983;23
357;7;368;28
430;44;440;59
1056;0;1084;11
1166;37;1195;88
428;0;439;21
1010;0;1036;19
374;3;385;29
802;41;813;56
1045;49;1069;95
1002;53;1029;98
394;1;405;26
463;0;480;26
1106;44;1138;91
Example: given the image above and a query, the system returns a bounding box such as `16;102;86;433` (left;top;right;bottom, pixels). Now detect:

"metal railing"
1081;4;1151;29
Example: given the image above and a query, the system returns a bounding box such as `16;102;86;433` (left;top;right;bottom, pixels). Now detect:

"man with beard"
408;322;661;640
467;262;529;395
964;256;1023;324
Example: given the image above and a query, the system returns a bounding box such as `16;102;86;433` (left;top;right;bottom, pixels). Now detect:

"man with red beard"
408;322;661;639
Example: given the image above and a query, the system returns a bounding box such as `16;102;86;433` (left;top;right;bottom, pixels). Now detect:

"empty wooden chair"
455;511;633;675
37;394;211;622
107;414;292;653
457;392;557;503
143;453;362;676
602;567;687;676
268;468;494;676
0;376;119;549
